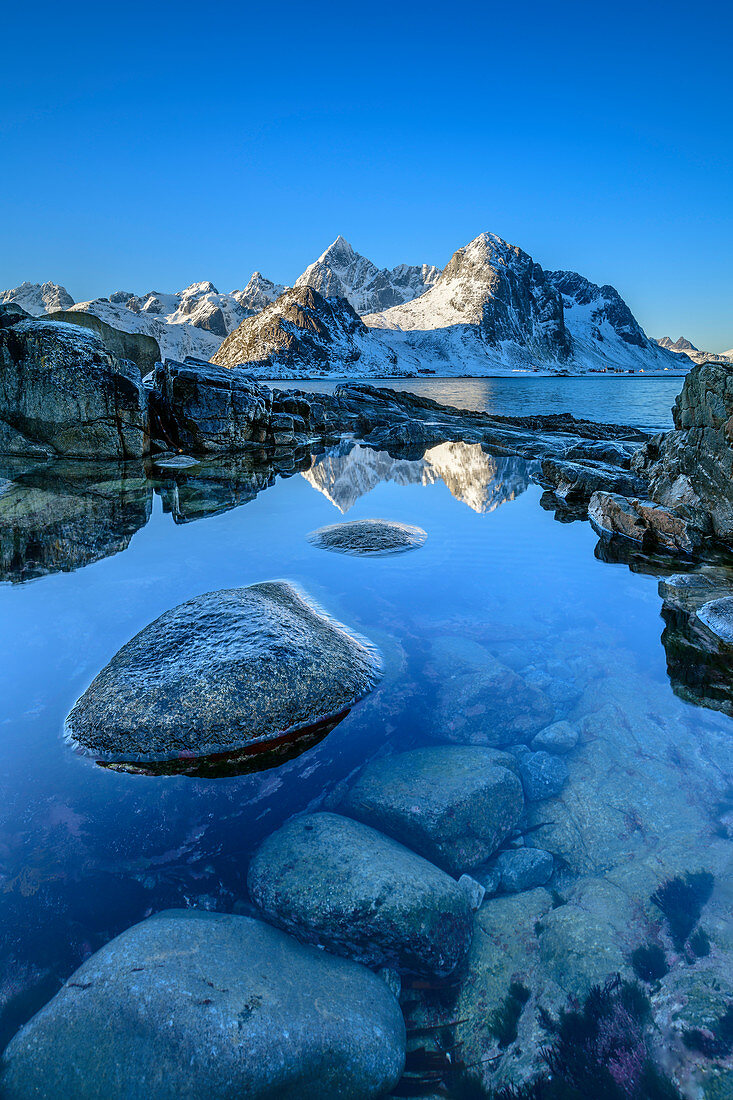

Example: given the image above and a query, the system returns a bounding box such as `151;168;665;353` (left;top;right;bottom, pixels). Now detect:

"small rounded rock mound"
307;518;427;556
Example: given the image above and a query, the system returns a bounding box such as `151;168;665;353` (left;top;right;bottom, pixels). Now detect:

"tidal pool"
0;397;730;1093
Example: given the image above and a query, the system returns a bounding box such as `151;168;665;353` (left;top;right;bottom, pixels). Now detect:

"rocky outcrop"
66;580;382;768
659;569;733;717
149;359;273;452
588;490;705;554
307;518;427;555
540;456;641;504
295;236;440;315
210;286;401;377
633;361;733;543
0;318;148;459
1;910;406;1099
45;309;160;375
342;746;524;875
248;812;473;975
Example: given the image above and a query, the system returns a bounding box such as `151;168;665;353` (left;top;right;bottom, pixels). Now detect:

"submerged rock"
247;812;473;975
342;746;524;875
429;638;554;747
1;910;405;1099
530;720;578;754
511;747;569;801
495;848;554;893
307;518;427;556
66;581;381;764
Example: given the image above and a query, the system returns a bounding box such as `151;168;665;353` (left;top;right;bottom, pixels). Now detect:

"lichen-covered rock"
247;812;473;975
633;361;733;543
1;910;406;1099
0;319;148;459
342;746;523;874
308;518;427;556
589;490;704;554
149;359;273;453
65;581;381;765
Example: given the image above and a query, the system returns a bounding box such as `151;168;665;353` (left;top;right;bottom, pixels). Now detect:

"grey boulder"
308;518;427;555
247;812;473;976
495;847;554;893
530;720;579;754
0;319;148;459
511;747;569;802
66;580;381;764
1;910;405;1100
342;746;524;875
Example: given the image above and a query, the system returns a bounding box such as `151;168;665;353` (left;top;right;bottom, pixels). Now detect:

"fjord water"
0;377;729;1077
265;374;685;431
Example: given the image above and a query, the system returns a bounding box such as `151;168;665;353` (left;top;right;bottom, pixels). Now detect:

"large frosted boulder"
1;911;405;1099
66;581;381;768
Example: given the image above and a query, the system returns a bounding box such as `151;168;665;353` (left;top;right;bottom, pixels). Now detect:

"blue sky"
1;0;731;349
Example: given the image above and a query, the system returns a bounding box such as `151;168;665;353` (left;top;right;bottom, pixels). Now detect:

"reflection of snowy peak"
303;441;530;513
295;236;439;315
0;281;74;316
424;443;530;513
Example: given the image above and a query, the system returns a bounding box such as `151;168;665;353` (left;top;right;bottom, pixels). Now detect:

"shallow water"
265;374;686;431
0;401;730;1089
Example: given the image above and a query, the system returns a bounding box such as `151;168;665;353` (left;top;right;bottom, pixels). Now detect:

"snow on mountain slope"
232;272;286;314
0;282;74;316
70;298;224;362
656;335;732;366
295;236;440;315
658;335;698;353
211;286;412;378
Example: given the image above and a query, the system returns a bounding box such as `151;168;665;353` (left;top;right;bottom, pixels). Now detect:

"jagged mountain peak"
0;281;75;317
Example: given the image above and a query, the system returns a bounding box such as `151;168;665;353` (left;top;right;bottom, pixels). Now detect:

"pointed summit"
295;239;439;314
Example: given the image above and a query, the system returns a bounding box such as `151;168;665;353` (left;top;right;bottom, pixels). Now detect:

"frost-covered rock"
342;746;524;875
248;812;473;975
66;580;382;766
307;518;427;555
295;236;439;315
1;910;406;1100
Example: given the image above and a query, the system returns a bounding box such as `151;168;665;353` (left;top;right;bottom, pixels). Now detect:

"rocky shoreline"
0;309;731;1097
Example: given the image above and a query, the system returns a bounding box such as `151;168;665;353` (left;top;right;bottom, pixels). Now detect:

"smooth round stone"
1;911;405;1100
342;746;524;875
495;848;554;893
307;518;427;556
511;747;569;802
530;720;579;755
65;580;382;763
696;597;733;645
247;812;473;976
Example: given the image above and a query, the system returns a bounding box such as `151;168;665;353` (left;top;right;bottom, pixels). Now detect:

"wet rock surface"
342;745;523;875
589;489;704;554
1;910;406;1100
530;719;578;754
0;318;148;459
307;517;427;555
510;747;569;801
247;812;473;975
66;580;382;763
495;848;554;892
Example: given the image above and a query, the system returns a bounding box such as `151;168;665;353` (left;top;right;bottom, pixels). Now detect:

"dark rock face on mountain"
632;361;733;542
149;359;273;452
66;580;382;765
0;460;152;582
45;309;161;374
547;270;647;348
1;910;406;1100
0;317;148;459
295;236;440;314
210;286;386;375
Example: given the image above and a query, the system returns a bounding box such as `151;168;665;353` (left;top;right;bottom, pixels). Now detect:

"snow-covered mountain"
0;282;74;316
232;272;286;315
210;286;405;377
656;335;732;366
302;440;531;513
295;236;440;315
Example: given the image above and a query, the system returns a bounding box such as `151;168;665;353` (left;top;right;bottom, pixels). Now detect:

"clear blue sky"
1;0;731;349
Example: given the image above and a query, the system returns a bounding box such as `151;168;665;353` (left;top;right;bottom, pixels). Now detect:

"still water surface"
0;376;728;1086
